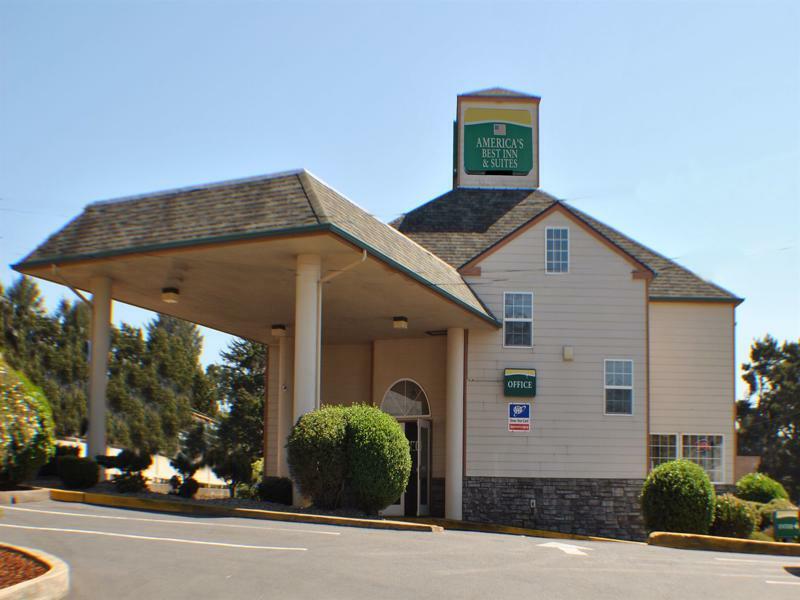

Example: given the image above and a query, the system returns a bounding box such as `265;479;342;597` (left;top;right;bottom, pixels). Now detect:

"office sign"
508;402;531;432
463;108;533;176
504;368;536;397
773;510;799;541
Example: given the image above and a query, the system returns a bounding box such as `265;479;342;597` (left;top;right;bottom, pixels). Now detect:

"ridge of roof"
87;169;306;207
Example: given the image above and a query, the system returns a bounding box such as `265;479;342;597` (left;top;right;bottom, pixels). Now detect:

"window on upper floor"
546;227;569;273
503;292;533;347
604;359;633;415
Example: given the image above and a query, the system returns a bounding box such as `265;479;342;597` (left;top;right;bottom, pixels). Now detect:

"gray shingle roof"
392;188;741;303
14;170;496;323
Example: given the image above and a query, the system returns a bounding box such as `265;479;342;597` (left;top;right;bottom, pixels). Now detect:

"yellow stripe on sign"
464;108;532;126
505;369;536;377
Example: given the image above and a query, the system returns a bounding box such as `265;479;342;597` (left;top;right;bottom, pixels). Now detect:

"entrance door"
382;419;431;517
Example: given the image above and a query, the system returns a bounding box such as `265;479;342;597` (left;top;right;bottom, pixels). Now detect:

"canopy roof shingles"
15;170;496;324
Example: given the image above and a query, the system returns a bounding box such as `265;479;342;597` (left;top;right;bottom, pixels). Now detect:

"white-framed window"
604;359;633;415
546;227;569;273
649;434;678;470
648;433;725;484
682;434;724;483
503;292;533;348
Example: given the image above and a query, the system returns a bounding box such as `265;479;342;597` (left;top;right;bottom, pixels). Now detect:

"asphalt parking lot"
1;500;798;599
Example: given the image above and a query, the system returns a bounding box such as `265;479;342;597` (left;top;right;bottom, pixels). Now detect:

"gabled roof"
392;188;742;303
14;170;497;324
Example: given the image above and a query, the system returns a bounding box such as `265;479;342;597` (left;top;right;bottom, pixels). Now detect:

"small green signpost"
773;510;800;541
504;368;536;398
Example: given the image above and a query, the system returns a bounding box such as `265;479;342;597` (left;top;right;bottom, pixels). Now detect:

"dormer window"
546;227;569;273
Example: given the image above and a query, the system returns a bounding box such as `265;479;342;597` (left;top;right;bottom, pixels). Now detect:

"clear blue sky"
1;1;798;399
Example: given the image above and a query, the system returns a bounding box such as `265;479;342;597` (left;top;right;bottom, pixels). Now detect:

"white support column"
276;335;292;478
87;276;112;464
445;327;465;520
293;254;321;422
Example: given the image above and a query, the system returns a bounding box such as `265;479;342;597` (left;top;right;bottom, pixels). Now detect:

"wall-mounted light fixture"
161;287;180;304
562;345;574;361
271;324;287;337
393;316;408;330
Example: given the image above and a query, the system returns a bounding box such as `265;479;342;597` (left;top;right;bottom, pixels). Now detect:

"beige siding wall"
465;210;648;479
321;344;372;406
649;302;736;483
372;337;447;478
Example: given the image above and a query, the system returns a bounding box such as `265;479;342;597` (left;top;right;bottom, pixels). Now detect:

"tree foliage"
737;336;800;501
0;276;218;455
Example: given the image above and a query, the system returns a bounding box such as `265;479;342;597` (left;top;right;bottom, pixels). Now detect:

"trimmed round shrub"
178;477;200;498
57;456;99;489
39;444;80;477
640;460;716;534
345;404;411;514
287;405;348;508
736;473;789;504
0;356;56;485
257;476;293;505
710;494;757;538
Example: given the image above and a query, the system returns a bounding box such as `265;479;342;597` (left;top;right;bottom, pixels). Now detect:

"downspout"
315;250;368;406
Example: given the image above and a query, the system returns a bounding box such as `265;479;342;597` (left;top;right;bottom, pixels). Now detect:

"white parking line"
0;523;307;551
2;505;340;536
766;580;800;586
714;557;792;564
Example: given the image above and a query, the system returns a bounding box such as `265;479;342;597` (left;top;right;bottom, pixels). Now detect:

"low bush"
287;405;348;509
346;404;411;514
96;449;152;493
39;445;80;477
287;404;410;513
178;477;199;499
257;476;293;505
736;473;789;504
0;356;56;485
758;498;798;528
710;494;757;539
640;460;716;534
57;456;99;489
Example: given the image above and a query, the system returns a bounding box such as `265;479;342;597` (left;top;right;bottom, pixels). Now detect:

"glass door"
417;419;431;516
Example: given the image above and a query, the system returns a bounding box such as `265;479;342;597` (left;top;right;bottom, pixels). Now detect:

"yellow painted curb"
401;517;640;543
49;489;442;533
648;532;800;556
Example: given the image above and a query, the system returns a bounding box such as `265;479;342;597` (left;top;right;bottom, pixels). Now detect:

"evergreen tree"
737;335;800;501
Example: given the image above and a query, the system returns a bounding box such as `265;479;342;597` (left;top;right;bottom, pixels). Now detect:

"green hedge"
257;476;293;505
735;473;789;504
757;498;798;528
0;356;55;485
640;460;716;534
57;456;99;489
287;404;411;513
710;494;757;539
287;405;348;509
346;404;412;514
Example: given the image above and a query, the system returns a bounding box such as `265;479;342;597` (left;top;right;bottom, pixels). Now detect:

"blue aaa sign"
504;368;536;397
508;403;531;432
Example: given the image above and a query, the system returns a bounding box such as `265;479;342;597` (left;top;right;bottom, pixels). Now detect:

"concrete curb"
402;517;639;543
0;488;50;505
0;543;69;600
648;532;800;556
50;489;443;533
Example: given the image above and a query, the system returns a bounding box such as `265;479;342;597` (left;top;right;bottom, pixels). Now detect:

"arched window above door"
381;379;430;418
